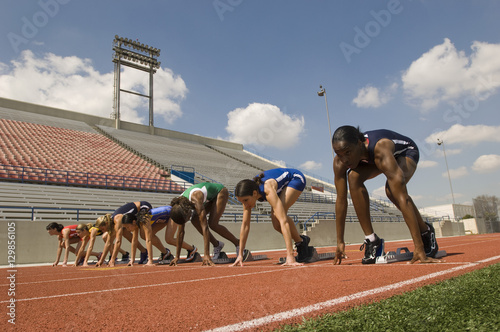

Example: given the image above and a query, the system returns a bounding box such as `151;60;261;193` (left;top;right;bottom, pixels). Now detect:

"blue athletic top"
364;129;419;164
255;168;306;202
150;205;171;224
111;201;152;220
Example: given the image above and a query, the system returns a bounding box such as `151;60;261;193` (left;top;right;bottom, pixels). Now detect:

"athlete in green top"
170;182;240;266
181;182;225;204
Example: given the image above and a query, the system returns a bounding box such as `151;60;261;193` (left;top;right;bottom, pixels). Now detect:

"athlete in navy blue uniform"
332;126;441;265
233;168;311;266
122;205;198;263
95;201;155;267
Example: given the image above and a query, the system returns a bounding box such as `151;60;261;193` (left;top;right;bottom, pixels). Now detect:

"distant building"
419;203;475;221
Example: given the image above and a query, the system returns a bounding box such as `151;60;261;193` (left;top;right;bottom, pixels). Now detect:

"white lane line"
0;266;201;287
0;266;305;303
205;255;500;332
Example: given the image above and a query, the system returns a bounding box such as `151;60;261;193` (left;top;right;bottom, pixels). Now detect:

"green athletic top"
181;182;224;204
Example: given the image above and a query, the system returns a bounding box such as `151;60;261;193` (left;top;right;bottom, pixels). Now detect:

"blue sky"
1;0;500;210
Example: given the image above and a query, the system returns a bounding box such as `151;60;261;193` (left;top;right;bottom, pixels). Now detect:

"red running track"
2;233;500;331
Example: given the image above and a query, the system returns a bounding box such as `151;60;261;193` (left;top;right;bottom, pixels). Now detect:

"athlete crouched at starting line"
170;182;240;266
73;223;129;267
332;126;442;265
232;168;312;267
95;201;155;267
121;205;198;263
46;222;96;267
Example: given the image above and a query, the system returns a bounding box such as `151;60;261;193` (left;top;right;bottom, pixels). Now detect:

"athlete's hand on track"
333;243;347;265
202;257;215;266
169;258;179;266
231;256;243;267
281;256;304;267
409;250;443;264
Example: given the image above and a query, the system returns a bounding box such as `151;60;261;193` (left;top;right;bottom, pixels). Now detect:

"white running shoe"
213;240;224;260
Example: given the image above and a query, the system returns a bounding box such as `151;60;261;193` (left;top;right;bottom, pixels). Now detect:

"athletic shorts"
287;172;306;192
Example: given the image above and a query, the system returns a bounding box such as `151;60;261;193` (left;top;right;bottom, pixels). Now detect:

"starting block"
278;247;335;264
158;252;203;265
375;247;447;264
212;250;268;264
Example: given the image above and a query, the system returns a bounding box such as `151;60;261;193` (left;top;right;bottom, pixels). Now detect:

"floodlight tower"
112;35;161;133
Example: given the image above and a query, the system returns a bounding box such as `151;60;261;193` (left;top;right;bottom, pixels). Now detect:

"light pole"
317;85;334;160
437;138;456;206
112;35;161;134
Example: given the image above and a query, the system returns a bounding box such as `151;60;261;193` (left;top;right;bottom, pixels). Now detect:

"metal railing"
0;164;187;193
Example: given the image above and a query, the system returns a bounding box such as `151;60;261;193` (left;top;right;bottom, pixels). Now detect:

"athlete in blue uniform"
122;205;198;263
233;168;311;266
332;126;441;265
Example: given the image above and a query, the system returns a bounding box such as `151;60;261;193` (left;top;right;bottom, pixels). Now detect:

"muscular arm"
109;218;123;267
192;192;214;266
142;222;154;266
170;223;185;266
74;236;89;266
264;180;296;263
62;229;71;266
333;157;349;264
231;206;252;267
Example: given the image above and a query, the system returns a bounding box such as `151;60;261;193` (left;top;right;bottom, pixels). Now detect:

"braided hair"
170;196;195;225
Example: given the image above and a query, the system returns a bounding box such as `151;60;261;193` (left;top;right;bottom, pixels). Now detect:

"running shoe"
185;245;198;262
421;222;439;257
138;251;148;264
121;251;130;262
213;240;224;260
295;235;311;262
360;234;385;264
242;249;251;262
159;248;173;261
235;246;251;261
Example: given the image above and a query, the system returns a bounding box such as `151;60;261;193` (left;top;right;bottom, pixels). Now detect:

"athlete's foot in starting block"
278;247;335;264
212;250;268;264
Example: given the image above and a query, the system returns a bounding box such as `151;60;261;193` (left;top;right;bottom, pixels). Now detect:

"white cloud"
444;166;468;179
225;103;305;149
402;38;500;111
352;83;396;108
472;154;500;173
0;50;187;125
426;124;500;146
371;186;386;198
418;160;438;168
300;160;322;171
